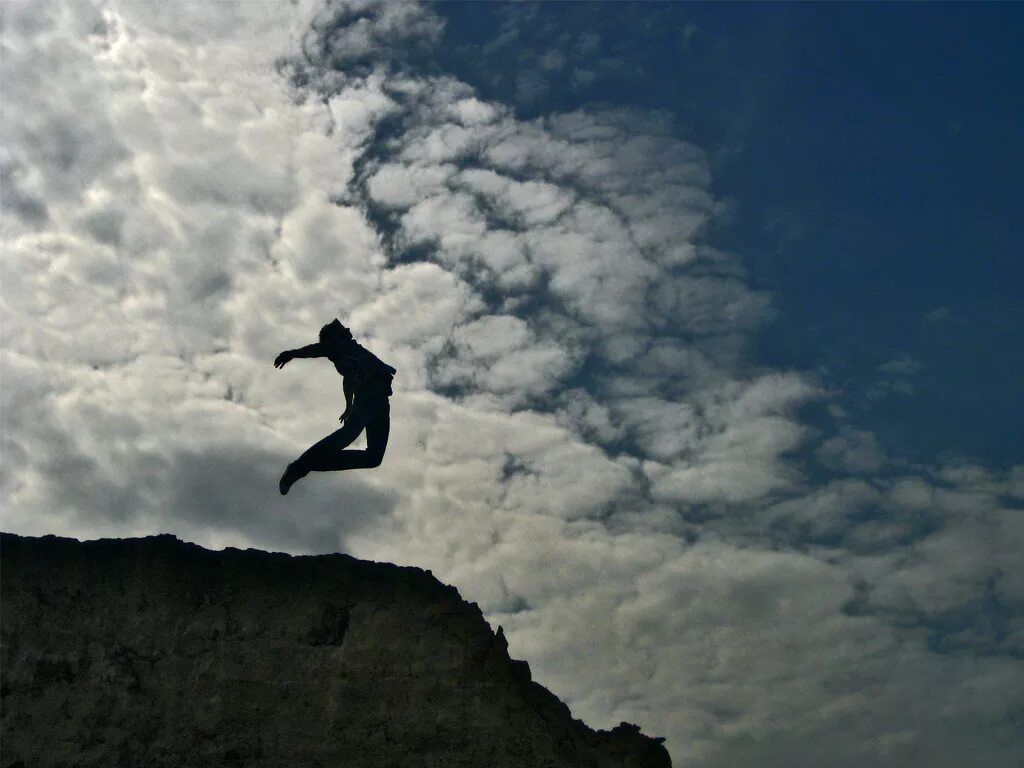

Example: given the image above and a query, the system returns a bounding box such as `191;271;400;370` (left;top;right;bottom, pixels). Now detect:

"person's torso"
328;340;396;393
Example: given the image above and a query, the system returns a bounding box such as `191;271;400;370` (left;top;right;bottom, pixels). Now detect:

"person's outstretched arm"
274;343;324;369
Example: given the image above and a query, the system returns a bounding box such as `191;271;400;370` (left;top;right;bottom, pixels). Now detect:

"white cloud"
457;168;573;227
367;162;454;209
434;314;577;402
816;428;887;474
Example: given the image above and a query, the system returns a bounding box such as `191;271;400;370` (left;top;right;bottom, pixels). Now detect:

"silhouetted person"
275;319;396;495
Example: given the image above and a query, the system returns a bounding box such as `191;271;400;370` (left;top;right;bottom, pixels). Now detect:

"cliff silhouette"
0;533;670;767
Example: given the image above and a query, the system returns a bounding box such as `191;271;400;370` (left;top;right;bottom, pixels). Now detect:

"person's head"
319;318;353;345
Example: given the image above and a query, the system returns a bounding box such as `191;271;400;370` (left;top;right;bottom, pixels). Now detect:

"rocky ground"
1;532;670;767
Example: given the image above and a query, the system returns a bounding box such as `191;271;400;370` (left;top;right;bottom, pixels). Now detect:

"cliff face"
1;533;670;768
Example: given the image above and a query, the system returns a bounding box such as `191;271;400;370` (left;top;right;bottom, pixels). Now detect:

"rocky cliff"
1;533;670;767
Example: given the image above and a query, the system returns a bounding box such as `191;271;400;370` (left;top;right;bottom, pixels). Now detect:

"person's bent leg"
306;398;390;471
359;399;391;469
280;399;389;494
280;412;367;495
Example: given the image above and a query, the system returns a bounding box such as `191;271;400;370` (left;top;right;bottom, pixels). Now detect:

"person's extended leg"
280;398;390;494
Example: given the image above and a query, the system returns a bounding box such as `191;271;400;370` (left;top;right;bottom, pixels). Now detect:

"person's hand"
339;409;349;424
274;350;293;369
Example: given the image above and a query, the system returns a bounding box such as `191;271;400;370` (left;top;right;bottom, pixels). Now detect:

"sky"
2;2;1022;766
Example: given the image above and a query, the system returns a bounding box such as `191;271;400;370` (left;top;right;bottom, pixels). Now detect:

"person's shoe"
279;463;300;495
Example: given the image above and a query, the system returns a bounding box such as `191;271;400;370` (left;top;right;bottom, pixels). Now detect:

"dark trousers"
292;393;390;476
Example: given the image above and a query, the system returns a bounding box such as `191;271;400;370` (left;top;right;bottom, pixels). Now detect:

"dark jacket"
325;339;396;396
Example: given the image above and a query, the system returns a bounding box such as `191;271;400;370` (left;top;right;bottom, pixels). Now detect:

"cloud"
816;428;887;474
4;2;1023;766
868;354;922;400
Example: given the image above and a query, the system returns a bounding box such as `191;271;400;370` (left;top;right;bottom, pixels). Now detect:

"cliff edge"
0;533;670;767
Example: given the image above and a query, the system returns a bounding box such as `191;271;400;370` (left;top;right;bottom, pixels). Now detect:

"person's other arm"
339;377;354;423
274;342;324;369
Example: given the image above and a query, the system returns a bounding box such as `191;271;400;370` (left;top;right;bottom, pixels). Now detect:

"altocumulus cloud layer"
3;2;1023;765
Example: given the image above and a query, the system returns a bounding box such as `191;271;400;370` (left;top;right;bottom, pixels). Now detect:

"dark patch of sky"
434;1;1024;467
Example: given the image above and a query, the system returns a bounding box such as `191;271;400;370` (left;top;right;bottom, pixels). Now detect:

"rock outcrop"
1;533;670;767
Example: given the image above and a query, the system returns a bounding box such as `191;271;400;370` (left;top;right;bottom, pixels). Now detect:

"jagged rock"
1;533;671;767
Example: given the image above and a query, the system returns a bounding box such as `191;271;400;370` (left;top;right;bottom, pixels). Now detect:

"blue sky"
3;2;1023;765
435;1;1024;467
